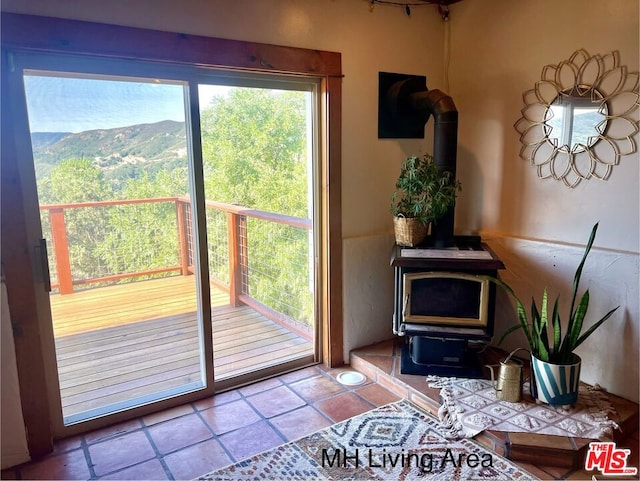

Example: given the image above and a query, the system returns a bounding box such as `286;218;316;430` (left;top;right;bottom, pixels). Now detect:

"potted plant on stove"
489;223;619;407
390;153;461;247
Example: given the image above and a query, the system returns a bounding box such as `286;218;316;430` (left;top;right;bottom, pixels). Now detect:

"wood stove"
381;73;505;376
391;237;504;377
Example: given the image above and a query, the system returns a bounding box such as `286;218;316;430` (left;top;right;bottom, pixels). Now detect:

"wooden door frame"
1;12;343;452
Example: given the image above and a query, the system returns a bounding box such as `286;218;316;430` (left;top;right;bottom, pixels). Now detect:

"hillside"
31;132;72;149
32;120;187;182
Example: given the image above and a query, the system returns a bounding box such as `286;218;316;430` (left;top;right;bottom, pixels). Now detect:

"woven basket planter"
393;216;427;247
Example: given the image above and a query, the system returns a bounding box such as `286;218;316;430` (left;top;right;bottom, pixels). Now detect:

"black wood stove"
391;238;504;377
381;73;505;377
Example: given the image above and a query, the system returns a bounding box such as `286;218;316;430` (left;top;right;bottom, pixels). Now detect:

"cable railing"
39;196;314;334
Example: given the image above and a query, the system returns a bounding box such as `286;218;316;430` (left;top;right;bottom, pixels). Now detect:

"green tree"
200;88;313;324
95;169;189;277
39;89;314;325
40;157;110;204
39;158;112;284
201;88;308;216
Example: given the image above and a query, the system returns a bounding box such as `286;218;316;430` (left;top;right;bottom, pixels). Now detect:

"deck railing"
39;197;313;333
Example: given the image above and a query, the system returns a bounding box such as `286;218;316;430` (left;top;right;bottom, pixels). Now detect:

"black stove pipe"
384;76;458;248
409;89;458;248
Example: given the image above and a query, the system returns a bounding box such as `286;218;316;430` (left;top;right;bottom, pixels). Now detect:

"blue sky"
23;75;227;133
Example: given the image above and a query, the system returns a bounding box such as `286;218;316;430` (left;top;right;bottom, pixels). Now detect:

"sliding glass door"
9;51;320;434
22;70;210;426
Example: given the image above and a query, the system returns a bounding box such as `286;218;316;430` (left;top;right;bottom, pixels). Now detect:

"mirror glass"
546;89;608;152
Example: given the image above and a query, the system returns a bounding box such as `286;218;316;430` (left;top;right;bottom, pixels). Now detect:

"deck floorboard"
50;275;313;419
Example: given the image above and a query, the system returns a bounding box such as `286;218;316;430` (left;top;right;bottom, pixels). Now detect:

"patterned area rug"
196;400;538;480
427;376;619;440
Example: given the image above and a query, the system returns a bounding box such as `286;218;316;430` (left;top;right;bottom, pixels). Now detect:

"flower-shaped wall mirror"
515;49;639;187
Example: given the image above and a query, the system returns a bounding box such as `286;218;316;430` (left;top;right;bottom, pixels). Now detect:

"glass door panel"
198;84;316;382
22;71;207;425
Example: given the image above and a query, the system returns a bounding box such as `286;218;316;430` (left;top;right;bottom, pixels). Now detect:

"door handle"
36;238;52;292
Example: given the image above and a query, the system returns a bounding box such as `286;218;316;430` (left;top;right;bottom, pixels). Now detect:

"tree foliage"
38;87;314;325
201;88;308;217
200;88;313;323
39;158;111;281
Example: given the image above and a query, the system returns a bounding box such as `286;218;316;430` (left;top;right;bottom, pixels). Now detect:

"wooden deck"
50;276;313;421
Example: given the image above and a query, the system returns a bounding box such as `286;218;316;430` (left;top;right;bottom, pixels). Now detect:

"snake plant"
490;223;619;364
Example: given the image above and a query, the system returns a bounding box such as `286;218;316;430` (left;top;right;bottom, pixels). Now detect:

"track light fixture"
368;0;462;18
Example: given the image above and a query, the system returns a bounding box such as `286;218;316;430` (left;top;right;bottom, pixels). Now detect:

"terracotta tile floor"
4;353;639;480
1;365;401;480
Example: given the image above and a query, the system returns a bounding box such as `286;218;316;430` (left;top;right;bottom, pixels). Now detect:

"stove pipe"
384;77;458;248
410;89;458;248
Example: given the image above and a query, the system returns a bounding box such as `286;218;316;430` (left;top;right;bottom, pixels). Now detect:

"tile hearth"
350;339;639;480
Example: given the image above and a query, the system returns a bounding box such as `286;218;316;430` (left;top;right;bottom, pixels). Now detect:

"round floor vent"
336;371;367;386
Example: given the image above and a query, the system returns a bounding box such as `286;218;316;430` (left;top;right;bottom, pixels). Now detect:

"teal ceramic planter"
531;354;581;407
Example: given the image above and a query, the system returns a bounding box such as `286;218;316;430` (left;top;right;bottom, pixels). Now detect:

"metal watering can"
485;348;527;403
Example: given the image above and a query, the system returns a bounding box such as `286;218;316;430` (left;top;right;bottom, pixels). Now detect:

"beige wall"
450;0;639;249
1;0;638;406
447;0;639;402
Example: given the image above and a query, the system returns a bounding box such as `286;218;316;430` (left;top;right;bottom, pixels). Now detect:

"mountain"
31;132;72;149
31;120;187;176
